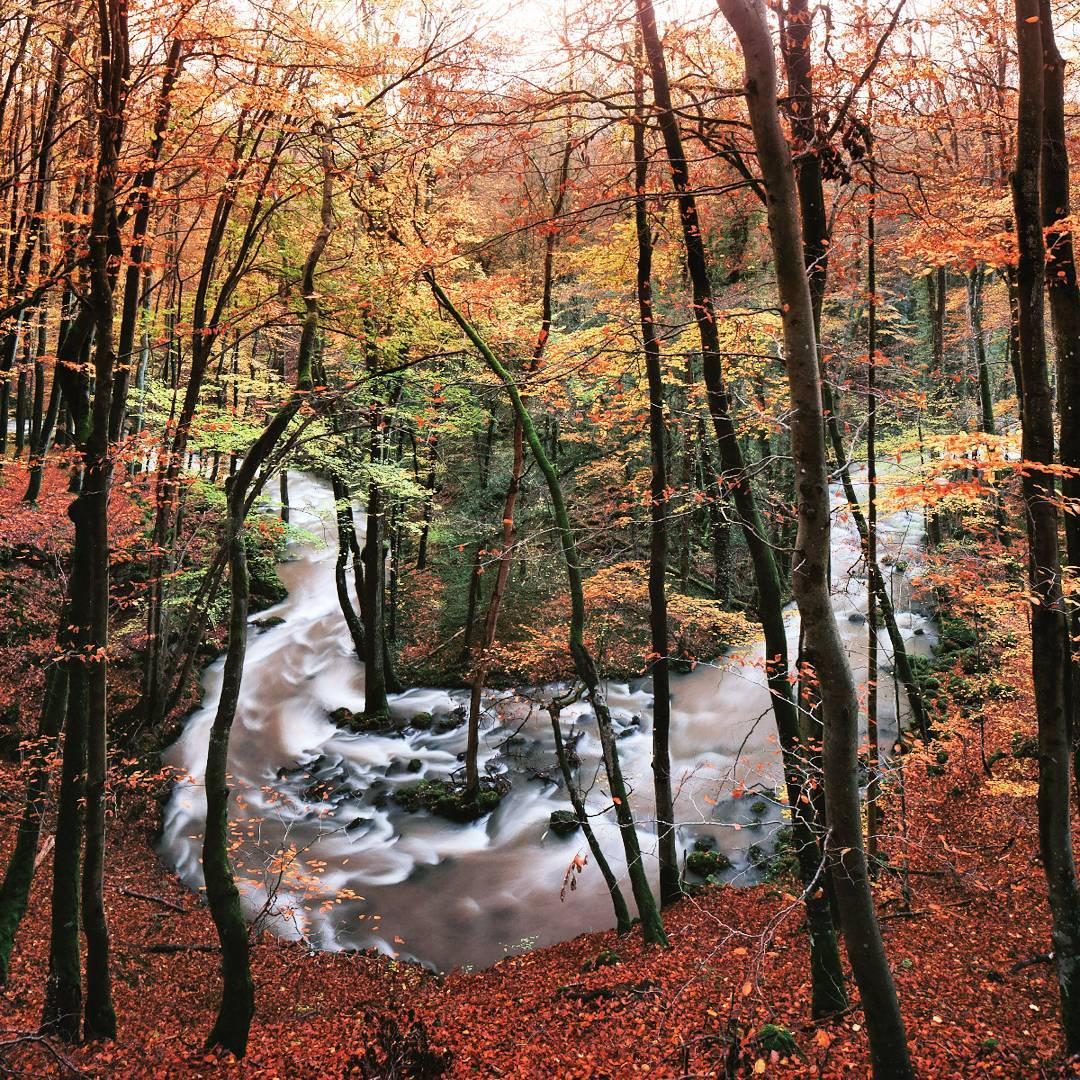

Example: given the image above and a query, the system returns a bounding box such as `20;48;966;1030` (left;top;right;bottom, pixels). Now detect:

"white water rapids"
160;470;935;971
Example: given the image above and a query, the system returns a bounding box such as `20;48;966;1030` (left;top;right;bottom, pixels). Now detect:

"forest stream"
160;471;935;972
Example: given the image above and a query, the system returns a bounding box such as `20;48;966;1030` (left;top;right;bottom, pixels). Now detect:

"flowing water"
161;470;935;971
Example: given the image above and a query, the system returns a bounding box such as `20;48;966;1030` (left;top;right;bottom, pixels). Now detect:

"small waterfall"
160;469;935;970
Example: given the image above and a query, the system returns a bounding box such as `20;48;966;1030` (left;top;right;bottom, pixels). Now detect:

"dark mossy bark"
427;274;668;948
0;663;68;983
639;0;843;1005
1013;0;1080;1053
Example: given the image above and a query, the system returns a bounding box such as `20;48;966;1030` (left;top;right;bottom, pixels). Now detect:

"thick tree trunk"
1013;0;1080;1053
1038;0;1080;793
640;0;844;1010
720;2;910;1074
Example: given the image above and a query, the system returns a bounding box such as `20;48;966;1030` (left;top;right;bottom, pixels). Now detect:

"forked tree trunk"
719;2;910;1074
332;475;366;660
549;699;632;934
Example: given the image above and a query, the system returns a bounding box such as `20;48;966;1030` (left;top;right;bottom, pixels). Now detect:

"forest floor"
1;470;1078;1077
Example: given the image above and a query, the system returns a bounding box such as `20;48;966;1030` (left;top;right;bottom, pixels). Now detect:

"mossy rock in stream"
329;705;401;735
686;848;732;878
548;810;580;837
245;536;288;611
394;779;504;822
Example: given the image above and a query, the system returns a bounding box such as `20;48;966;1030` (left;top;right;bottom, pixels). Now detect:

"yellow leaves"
813;1028;831;1049
986;778;1039;798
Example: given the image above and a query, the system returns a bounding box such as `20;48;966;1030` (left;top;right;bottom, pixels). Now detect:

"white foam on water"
160;468;935;970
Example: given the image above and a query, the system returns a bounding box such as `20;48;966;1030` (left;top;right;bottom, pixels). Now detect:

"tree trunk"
633;54;679;906
549;702;632;933
1012;0;1080;1053
332;476;366;660
640;0;844;1008
202;122;334;1056
0;663;68;983
967;269;996;436
428;274;668;947
1038;0;1080;794
865;146;881;870
720;2;910;1073
465;139;572;802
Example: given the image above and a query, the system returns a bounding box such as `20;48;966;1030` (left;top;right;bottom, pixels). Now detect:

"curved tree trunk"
719;2;910;1073
427;273;668;947
549;700;632;934
202;121;335;1057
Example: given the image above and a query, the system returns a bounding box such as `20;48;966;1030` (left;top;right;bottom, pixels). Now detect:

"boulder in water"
329;705;404;736
393;779;504;822
686;848;732;878
548;810;580;837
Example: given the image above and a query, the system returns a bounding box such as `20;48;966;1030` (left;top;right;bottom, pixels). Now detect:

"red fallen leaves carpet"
0;473;1077;1076
2;638;1075;1077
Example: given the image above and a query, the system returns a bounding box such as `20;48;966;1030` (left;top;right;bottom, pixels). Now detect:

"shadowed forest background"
0;0;1079;1075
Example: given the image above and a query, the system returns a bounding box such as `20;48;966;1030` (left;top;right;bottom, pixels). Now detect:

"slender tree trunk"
865;148;881;870
720;3;910;1073
465;424;521;800
202;122;334;1056
332;476;366;660
633;54;679;905
428;274;668;947
1013;0;1080;1052
967;269;996;436
0;663;68;983
361;471;391;723
549;701;633;933
465;139;572;801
